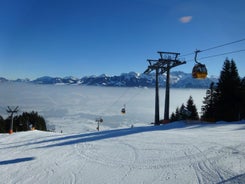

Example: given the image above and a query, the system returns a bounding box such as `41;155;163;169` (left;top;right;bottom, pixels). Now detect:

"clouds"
179;16;192;23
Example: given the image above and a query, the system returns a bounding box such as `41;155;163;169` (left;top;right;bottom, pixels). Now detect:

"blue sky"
0;0;245;80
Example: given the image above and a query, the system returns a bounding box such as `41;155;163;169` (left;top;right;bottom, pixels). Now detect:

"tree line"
0;111;47;133
171;58;245;122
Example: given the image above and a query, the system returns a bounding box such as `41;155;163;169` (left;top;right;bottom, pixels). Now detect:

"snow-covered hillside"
1;121;245;184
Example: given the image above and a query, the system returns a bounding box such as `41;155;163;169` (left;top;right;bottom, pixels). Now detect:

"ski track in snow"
1;84;244;184
0;122;245;184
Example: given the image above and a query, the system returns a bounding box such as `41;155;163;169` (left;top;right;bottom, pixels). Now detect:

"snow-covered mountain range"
0;71;218;88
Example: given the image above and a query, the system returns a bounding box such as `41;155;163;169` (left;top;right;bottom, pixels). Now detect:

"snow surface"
1;83;245;183
0;121;245;184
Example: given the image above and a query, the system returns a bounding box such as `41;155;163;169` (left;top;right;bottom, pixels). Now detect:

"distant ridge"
0;71;218;88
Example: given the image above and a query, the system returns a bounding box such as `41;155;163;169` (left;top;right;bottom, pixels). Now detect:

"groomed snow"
1;121;245;184
1;84;244;183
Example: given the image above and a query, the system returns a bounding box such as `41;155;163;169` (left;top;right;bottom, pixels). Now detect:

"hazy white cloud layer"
0;83;206;133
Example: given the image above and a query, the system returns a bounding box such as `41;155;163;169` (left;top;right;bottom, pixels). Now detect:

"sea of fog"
0;83;207;133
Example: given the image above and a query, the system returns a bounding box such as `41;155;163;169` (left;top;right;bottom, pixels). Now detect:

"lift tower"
6;106;19;134
144;59;161;125
158;52;186;122
144;52;186;125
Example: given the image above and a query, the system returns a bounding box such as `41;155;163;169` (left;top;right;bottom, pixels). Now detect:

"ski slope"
1;121;245;184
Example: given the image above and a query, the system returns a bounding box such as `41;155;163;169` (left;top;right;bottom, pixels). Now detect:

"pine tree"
214;59;241;121
186;96;199;120
14;111;47;132
180;104;191;120
201;82;216;121
170;105;184;122
170;98;199;122
239;77;245;119
170;111;177;122
170;106;183;122
0;115;6;133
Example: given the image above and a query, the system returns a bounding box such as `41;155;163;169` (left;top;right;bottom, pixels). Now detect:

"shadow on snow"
37;122;187;148
0;157;35;165
217;173;245;184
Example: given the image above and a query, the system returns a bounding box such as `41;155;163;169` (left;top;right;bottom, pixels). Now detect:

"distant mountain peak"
0;71;218;88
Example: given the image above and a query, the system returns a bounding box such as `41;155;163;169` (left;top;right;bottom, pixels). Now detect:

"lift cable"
101;87;130;115
184;48;245;62
201;38;245;52
182;38;245;57
199;49;245;60
99;86;144;116
181;52;195;57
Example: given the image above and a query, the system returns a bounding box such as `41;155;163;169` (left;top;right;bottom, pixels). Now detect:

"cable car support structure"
144;52;186;125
